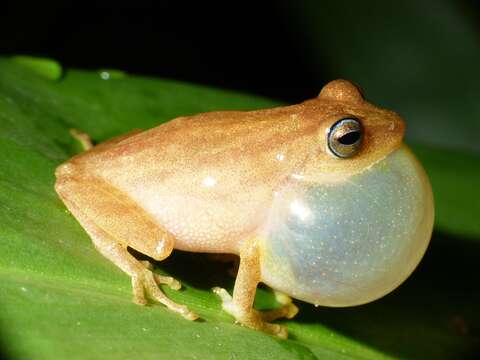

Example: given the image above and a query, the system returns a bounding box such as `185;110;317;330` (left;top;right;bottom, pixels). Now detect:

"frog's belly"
119;186;272;254
147;196;258;253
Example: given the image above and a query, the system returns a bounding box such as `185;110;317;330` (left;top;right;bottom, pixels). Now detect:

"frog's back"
69;104;321;253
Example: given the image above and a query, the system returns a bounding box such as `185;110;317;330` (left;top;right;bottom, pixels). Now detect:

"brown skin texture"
55;80;405;338
69;80;403;186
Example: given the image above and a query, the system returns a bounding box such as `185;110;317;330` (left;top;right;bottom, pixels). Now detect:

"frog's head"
258;80;434;307
299;79;407;183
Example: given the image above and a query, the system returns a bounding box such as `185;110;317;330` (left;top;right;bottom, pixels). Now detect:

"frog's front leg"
55;169;197;320
213;238;297;338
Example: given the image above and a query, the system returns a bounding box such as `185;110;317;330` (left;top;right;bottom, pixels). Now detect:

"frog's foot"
133;267;197;320
70;128;94;151
261;290;299;322
260;302;298;322
140;260;182;291
212;287;288;339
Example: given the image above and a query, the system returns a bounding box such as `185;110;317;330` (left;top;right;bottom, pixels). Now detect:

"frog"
55;79;434;338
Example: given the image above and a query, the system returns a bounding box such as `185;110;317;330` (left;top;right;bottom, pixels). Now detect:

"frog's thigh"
55;174;196;320
213;238;292;338
56;170;174;259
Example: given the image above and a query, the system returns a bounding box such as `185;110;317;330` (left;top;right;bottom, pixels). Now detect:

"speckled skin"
54;80;427;338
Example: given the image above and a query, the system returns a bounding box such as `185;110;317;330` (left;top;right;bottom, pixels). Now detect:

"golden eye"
327;118;363;158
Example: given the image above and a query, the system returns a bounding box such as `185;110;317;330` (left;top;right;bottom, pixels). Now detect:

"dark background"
2;1;324;102
0;0;479;152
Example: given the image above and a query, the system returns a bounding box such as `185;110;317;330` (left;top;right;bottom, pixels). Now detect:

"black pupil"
338;131;360;145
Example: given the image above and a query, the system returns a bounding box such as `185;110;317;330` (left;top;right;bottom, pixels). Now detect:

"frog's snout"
391;115;404;132
386;113;406;146
259;145;434;307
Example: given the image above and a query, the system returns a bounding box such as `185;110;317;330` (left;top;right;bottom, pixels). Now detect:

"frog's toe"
212;287;238;315
212;287;232;302
70;128;94;151
285;303;299;319
175;304;199;321
154;274;182;290
264;323;288;339
260;303;299;322
140;260;182;290
274;290;293;306
132;269;198;320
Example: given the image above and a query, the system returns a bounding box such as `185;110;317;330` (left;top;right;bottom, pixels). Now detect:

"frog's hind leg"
55;172;197;320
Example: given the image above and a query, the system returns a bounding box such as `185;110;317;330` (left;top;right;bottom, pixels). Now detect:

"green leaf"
0;57;479;359
11;56;63;81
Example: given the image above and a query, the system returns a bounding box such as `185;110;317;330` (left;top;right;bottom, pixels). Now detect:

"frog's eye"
327;118;363;158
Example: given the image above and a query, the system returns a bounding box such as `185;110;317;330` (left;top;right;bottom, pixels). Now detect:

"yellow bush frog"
55;80;434;338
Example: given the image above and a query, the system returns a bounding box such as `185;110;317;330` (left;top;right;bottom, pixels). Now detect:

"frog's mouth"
260;145;434;306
